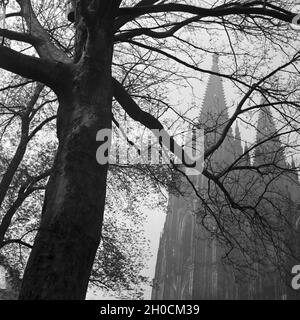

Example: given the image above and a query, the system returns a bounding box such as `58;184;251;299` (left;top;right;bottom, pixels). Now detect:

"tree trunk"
19;24;113;299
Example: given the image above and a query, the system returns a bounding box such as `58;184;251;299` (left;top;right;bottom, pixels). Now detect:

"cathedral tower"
152;55;242;300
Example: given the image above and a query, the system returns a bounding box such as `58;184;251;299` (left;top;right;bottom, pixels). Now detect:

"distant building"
152;55;300;300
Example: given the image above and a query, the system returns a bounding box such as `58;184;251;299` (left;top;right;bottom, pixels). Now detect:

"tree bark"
18;23;113;299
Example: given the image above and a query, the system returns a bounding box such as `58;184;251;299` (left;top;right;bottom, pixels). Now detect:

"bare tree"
0;0;299;299
0;79;154;299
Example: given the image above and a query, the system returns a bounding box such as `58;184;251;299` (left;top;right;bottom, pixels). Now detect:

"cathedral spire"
235;123;241;139
199;55;235;167
234;122;243;158
212;54;219;72
254;99;285;166
291;156;296;169
290;156;299;183
255;101;276;141
199;54;228;128
243;142;251;166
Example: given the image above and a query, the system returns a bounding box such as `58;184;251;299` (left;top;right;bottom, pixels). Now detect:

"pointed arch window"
180;213;193;260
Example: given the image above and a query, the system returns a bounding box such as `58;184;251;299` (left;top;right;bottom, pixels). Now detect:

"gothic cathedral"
151;55;300;300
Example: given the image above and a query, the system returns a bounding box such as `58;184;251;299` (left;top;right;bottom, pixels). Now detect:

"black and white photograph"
0;0;300;310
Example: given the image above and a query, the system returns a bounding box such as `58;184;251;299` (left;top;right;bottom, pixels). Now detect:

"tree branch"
0;239;33;249
0;46;67;89
112;78;194;166
0;28;40;45
28;115;57;141
16;0;69;62
115;15;199;42
118;2;296;24
114;0;162;30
